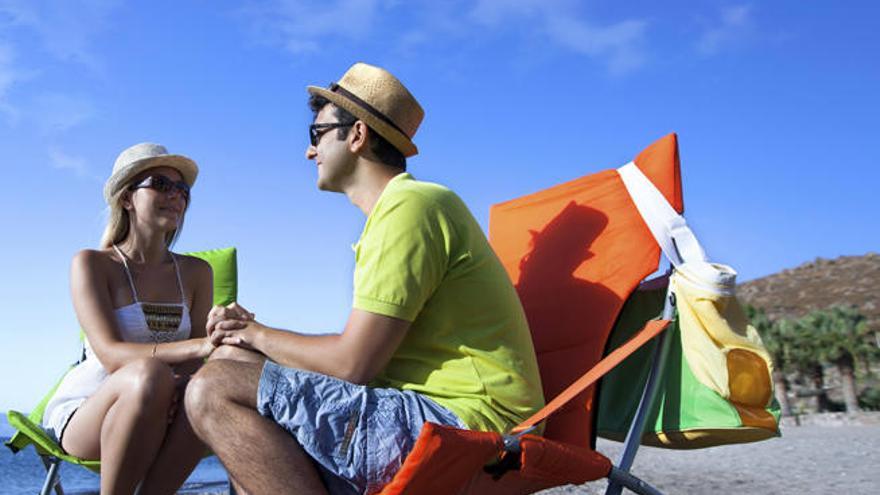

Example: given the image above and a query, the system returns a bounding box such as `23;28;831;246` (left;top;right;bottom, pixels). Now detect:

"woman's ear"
121;190;133;210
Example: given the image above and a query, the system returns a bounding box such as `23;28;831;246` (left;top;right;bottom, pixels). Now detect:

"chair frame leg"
607;466;665;495
39;455;64;495
605;286;676;495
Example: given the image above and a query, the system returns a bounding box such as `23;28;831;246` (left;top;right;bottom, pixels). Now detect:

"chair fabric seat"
378;423;612;495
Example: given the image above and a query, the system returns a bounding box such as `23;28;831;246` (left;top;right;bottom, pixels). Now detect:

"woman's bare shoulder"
175;253;213;283
70;249;121;283
71;248;118;272
176;253;212;271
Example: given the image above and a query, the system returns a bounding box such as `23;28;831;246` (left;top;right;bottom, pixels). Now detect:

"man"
185;62;544;494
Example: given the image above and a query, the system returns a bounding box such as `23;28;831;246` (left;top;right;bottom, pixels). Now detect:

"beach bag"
596;163;780;448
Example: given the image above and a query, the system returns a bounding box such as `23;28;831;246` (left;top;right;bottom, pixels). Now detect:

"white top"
42;247;192;442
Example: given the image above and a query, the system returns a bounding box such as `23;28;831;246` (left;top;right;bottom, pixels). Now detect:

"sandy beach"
541;417;880;494
197;418;877;494
4;416;877;493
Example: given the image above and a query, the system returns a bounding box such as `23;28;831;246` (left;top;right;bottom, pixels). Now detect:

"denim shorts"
256;361;466;494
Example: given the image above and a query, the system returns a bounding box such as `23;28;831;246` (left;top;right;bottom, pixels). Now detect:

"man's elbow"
336;363;377;385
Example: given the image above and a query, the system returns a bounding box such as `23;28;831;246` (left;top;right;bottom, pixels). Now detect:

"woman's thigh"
61;358;174;459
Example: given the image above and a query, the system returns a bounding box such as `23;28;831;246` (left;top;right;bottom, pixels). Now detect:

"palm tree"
748;306;793;416
785;317;832;412
803;306;876;414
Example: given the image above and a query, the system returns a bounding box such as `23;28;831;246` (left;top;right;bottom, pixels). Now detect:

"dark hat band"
330;83;408;138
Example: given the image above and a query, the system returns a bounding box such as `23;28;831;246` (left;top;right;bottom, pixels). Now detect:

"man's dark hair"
309;94;407;171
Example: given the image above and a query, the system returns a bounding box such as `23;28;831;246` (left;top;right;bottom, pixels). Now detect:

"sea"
0;415;229;494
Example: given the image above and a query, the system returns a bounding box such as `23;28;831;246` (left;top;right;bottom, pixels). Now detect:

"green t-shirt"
354;173;544;433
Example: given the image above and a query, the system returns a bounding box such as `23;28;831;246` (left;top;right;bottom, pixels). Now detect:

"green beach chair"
5;247;238;495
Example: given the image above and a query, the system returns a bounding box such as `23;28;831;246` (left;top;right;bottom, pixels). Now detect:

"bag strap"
617;161;706;267
511;319;671;434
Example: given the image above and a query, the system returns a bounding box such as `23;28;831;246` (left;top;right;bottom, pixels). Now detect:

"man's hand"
207;302;255;336
210;319;266;351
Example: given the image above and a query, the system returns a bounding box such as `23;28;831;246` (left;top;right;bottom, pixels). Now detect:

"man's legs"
185;359;328;495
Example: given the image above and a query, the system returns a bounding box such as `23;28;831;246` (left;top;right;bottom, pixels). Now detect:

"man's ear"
349;120;369;154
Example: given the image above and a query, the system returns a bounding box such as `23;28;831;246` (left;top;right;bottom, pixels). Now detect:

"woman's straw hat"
103;143;198;203
307;62;424;157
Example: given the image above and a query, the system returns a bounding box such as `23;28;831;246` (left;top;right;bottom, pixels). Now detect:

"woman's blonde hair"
99;179;186;249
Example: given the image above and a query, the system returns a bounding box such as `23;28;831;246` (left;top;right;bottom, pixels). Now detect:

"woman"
42;142;215;494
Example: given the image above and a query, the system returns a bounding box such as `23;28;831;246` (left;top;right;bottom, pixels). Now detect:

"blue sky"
1;1;877;411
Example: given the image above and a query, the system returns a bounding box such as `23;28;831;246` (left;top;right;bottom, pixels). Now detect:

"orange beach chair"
378;134;686;495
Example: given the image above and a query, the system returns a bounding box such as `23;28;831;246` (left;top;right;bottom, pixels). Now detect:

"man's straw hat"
307;62;424;157
103;143;198;203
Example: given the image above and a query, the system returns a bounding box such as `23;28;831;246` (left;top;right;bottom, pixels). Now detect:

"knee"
208;344;264;363
185;361;229;427
208;344;245;361
119;358;174;405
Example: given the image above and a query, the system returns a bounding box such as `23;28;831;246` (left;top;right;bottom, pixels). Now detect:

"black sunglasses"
129;174;190;201
309;123;353;146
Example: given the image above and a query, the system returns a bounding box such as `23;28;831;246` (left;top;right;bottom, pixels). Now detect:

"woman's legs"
61;357;175;494
138;346;266;495
136;378;205;495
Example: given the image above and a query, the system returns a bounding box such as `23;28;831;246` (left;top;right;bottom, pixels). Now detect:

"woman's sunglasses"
129;175;190;201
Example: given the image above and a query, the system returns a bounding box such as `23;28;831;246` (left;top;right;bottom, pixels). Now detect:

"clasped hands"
206;302;263;350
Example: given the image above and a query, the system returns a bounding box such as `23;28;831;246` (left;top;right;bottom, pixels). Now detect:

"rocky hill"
738;253;880;329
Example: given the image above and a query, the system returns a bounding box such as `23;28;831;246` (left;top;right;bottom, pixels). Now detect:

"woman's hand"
199;336;216;359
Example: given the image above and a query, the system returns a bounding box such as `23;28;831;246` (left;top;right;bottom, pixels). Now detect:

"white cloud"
0;42;32;123
0;0;120;73
240;0;384;55
0;0;38;25
0;1;114;146
48;146;92;179
470;0;545;25
238;0;649;75
543;16;647;75
698;4;754;55
0;43;17;119
469;0;648;74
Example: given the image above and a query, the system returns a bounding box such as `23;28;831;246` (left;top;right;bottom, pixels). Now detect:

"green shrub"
858;387;880;411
